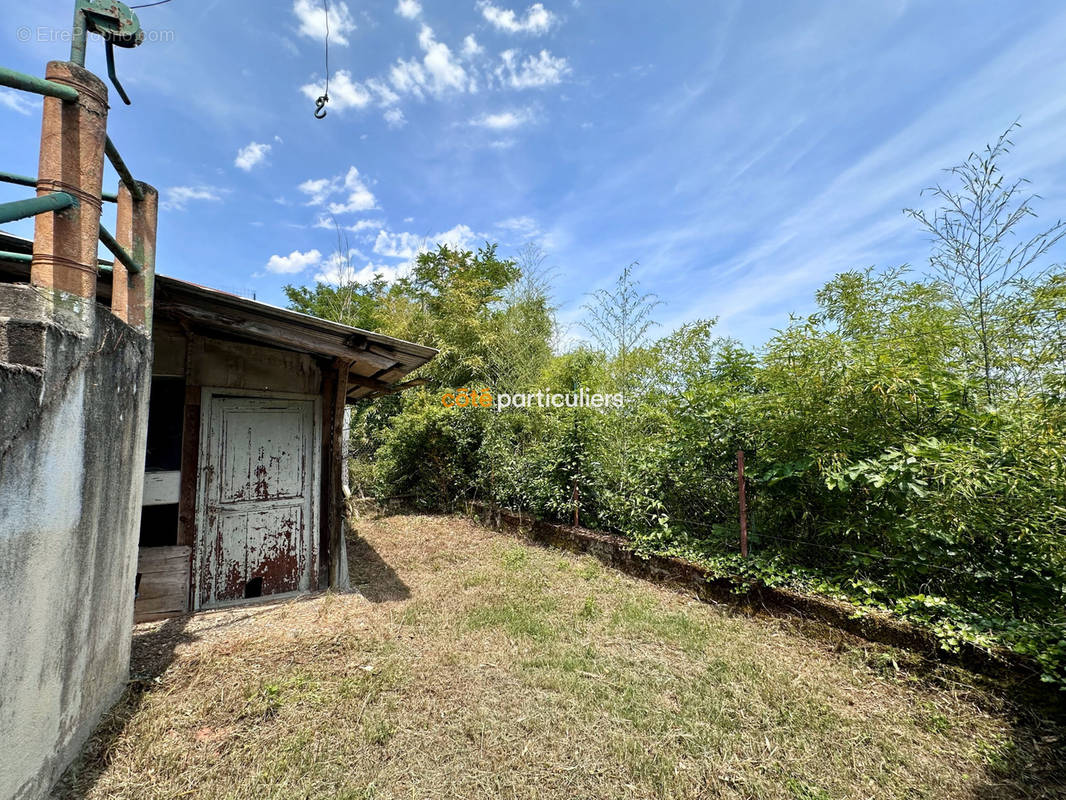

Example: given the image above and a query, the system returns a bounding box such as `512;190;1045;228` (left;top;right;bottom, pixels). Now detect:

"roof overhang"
154;276;436;400
0;232;436;401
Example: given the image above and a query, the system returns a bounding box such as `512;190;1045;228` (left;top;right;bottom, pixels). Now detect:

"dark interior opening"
138;503;179;547
145;376;185;472
244;577;263;599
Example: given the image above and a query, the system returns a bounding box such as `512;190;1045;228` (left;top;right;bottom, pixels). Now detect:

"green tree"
397;243;520;388
906;124;1066;403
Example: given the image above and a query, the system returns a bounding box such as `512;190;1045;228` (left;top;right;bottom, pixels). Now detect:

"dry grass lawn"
56;513;1065;800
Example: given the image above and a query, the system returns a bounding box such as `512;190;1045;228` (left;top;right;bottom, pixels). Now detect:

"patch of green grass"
972;734;1018;777
466;596;559;641
914;702;953;735
500;545;531;570
577;561;603;581
460;569;493;589
786;779;834;800
578;594;601;620
338;663;402;704
608;596;710;654
396;600;432;628
362;710;397;746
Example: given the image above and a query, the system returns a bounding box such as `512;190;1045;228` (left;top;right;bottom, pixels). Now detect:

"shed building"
0;233;435;619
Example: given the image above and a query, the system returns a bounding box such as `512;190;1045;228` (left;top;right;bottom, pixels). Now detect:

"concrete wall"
0;284;152;800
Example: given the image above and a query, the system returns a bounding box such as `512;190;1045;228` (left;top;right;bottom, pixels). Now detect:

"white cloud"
497;215;539;233
349;219;386;232
384;108;407;128
395;0;421;19
293;0;356;45
380;26;476;100
298;177;336;206
330;167;377;213
300;70;373;112
373;223;484;260
389;59;427;97
0;89;36;115
478;2;557;34
266;248;322;274
497;48;569;88
299;167;377;214
374;230;424;260
235;141;272;171
462;34;484;58
314;254;404;285
471;108;534;129
413;25;473;96
430;223;485;251
314;216;385;233
366;78;400;106
296;15;565;119
161;185;225;211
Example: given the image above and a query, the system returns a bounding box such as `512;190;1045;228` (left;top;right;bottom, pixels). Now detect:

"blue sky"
2;0;1066;347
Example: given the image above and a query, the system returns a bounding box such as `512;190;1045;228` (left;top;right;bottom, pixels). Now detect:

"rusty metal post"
111;192;130;322
118;179;157;331
31;61;108;299
738;449;748;557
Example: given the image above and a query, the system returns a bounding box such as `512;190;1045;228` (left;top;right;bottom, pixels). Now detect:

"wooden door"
197;395;318;609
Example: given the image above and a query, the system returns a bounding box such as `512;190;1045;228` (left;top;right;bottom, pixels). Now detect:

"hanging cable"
130;0;174;8
314;0;331;119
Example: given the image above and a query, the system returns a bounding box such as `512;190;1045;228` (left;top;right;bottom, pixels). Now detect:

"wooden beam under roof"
347;375;428;399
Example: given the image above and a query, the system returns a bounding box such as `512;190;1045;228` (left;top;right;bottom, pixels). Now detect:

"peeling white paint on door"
195;393;319;610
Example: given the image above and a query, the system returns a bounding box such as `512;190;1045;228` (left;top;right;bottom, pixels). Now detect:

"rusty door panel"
198;396;316;608
247;507;302;595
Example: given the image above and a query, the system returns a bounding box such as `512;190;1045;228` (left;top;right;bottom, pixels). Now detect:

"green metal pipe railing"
0;192;77;225
0;252;118;271
0;251;32;265
0;171;41;191
0;66;79;102
104;136;143;202
0;171;38;190
98;223;142;275
0;170;119;203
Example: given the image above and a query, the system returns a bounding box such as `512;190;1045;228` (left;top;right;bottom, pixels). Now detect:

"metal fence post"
117;179;157;331
738;449;748;557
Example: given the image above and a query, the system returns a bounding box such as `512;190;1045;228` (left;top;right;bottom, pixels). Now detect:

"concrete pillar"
116;181;158;331
31;61;109;299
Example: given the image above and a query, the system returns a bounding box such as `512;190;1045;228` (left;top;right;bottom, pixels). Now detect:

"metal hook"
105;41;132;105
314;94;329;119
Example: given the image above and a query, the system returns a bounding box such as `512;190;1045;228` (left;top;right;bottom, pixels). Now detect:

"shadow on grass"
52;607;293;799
346;528;411;603
969;709;1066;799
51;615;194;799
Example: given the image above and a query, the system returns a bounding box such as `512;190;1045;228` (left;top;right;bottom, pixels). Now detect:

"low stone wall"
468;502;1055;707
0;284;152;800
